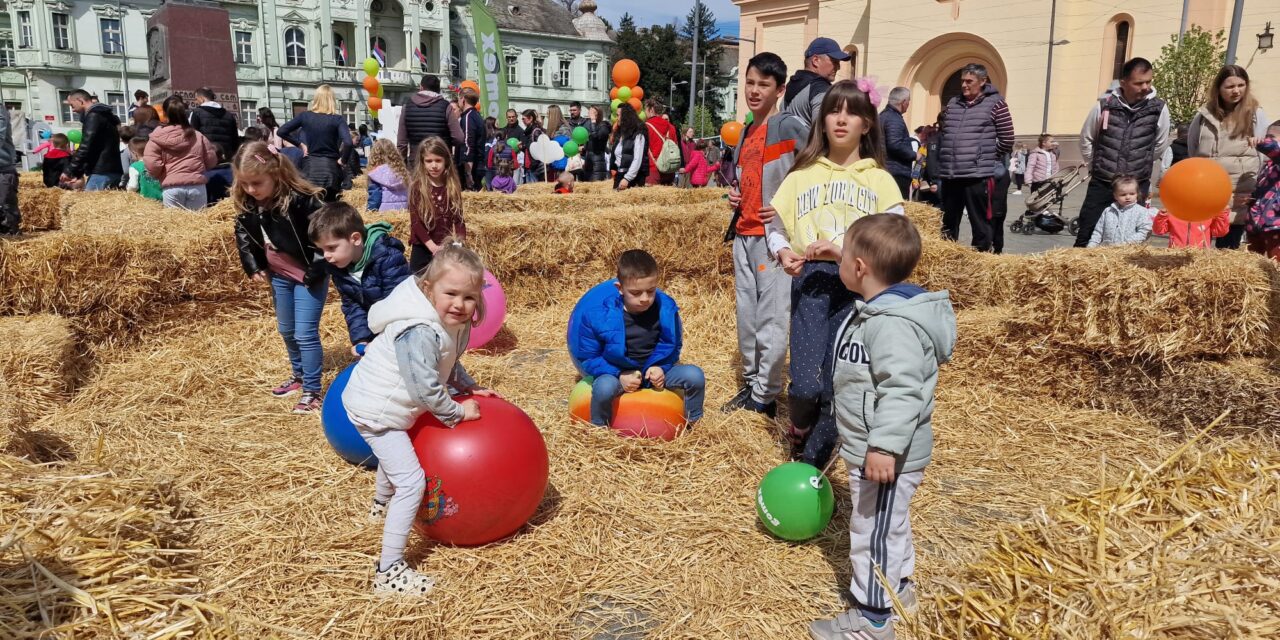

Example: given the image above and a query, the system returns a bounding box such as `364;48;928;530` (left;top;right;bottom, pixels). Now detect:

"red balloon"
1159;157;1233;223
409;396;549;546
362;76;380;94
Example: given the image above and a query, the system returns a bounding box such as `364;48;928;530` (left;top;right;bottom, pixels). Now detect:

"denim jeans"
85;174;122;191
270;274;328;392
162;184;208;211
590;364;705;426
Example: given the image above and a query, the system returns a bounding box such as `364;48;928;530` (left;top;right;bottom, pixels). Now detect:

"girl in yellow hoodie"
767;79;904;470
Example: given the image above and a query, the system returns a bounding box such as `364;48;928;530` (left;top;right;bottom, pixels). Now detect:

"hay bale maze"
0;185;1277;638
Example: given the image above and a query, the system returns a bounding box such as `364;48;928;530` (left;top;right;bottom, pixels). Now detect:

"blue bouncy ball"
322;363;377;469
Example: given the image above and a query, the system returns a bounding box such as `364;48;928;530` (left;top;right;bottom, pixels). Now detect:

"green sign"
471;0;508;119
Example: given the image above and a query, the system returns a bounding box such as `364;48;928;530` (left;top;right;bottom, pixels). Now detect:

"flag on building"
338;40;349;66
372;41;386;66
414;47;429;72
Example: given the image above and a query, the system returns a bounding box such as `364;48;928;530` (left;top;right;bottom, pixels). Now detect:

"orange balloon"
612;59;641;88
610;86;619;100
627;97;642;112
1159;157;1233;223
362;76;380;94
632;85;644;101
720;121;744;147
368;97;383;111
153;103;168;124
460;80;480;94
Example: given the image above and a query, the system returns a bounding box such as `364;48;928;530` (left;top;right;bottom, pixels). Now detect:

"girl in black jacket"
231;141;330;414
585;105;611;182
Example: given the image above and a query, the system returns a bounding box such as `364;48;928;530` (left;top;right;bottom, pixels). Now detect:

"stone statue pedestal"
146;1;240;121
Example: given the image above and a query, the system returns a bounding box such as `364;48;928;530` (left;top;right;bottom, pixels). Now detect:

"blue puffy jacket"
567;279;683;378
322;229;412;344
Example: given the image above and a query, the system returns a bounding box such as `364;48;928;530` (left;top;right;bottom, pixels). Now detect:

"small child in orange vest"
1152;208;1230;249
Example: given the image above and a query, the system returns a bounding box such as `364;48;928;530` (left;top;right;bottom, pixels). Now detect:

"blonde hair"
409;137;463;235
309;84;338;115
419;239;487;325
1205;65;1260;140
545;105;565;137
231;141;324;213
368;138;410;185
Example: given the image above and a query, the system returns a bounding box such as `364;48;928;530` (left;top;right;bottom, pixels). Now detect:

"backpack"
646;122;682;174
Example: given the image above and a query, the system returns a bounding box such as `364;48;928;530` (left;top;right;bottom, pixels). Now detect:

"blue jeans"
85;174;122;191
270;274;328;392
590;364;705;426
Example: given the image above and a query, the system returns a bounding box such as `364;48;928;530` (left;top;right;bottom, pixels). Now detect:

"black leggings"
409;244;433;273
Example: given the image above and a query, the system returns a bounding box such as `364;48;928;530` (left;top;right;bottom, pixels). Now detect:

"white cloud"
594;0;740;36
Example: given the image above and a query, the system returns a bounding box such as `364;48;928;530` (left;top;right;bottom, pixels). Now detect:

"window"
284;27;306;66
52;12;71;50
240;100;257;118
333;33;348;66
341;101;357;127
18;12;33;49
1112;20;1132;80
418;40;432;71
0;40;13;67
557;59;571;87
532;57;544;86
291;101;308;117
370;36;387;65
587;61;598;90
106;92;126;120
450;44;460;78
505;55;518;85
234;30;253;64
58;90;81;124
100;18;122;55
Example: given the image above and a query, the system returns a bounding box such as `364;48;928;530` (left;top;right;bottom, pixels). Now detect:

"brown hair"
418;238;487;325
409;137;463;235
50;133;69;149
790;80;886;173
545;105;565;136
616;249;659;283
1111;175;1139;194
368;138;410;185
1037;133;1054;148
1205;65;1260;140
843;214;922;284
230;141;324;213
128;136;148;156
308;201;364;242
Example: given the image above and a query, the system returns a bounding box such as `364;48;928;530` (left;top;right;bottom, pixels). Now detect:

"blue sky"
594;0;741;37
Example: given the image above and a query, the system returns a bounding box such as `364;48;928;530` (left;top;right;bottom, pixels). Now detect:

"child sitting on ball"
342;241;499;596
567;249;705;429
809;214;954;640
308;202;412;356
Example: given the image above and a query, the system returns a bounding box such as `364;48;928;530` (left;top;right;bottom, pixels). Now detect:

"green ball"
66;129;83;144
571;126;589;145
562;140;579;157
617;86;632;101
363;57;380;77
506;137;520;149
745;112;754;125
756;462;834;541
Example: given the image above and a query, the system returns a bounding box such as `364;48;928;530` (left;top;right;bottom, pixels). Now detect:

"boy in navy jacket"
308;202;412;355
567;250;705;427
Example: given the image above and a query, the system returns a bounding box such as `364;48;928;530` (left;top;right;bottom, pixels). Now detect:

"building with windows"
733;0;1279;143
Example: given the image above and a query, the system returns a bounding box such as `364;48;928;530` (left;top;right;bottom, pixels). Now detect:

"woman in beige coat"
1188;64;1268;249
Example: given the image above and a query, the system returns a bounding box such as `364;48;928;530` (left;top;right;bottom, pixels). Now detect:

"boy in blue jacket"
567;250;705;428
308;202;413;356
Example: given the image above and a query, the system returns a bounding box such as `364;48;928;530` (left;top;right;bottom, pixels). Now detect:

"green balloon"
506;137;520;149
744;112;754;125
376;84;385;98
756;462;834;541
363;57;380;77
638;109;647;121
66;129;83;144
617;86;632;101
571;126;589;145
562;140;579;157
610;98;622;110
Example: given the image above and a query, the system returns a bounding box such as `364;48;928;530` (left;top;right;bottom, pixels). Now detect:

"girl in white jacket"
342;242;497;596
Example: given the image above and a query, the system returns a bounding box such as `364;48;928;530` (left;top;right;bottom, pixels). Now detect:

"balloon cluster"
608;59;646;121
362;57;386;116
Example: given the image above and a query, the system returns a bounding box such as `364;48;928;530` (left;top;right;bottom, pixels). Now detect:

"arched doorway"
897;33;1007;126
940;68;963;109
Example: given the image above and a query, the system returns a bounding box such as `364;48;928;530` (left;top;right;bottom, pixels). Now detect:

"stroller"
1010;165;1089;235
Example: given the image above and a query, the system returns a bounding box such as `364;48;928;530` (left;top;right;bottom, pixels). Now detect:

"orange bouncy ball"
568;380;686;440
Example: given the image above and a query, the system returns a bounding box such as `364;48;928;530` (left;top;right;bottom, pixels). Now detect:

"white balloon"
528;133;565;163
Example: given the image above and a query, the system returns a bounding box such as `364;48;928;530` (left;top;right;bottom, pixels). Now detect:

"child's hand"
617;179;630;191
620;371;642;393
864;450;897;484
460;399;482;422
470;388;501;398
758;205;777;224
778;249;805;276
805;240;840;262
645;366;665;391
250;271;268;283
728;185;742;208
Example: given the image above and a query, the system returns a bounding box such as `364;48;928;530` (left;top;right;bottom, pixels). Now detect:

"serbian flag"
372;41;386;66
338;40;349;66
414;47;429;72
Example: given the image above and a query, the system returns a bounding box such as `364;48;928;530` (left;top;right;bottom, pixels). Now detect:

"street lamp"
1259;22;1275;52
669;79;687;114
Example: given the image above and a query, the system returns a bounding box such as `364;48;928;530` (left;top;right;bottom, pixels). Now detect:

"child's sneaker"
271;377;303;397
373;560;435;597
808;610;895;640
893;581;918;615
368;499;388;523
292;392;322;414
720;386;753;413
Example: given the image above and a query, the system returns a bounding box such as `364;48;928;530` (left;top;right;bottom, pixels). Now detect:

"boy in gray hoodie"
809;214;956;640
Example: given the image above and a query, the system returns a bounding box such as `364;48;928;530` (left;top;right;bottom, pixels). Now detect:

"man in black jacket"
880;86;915;198
190;87;241;160
397;74;464;162
457;89;485;190
565;101;589;130
61;90;122;191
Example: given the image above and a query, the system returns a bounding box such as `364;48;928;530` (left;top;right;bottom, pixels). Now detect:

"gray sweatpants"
848;468;923;610
162;184;208;211
357;425;426;570
732;234;790;404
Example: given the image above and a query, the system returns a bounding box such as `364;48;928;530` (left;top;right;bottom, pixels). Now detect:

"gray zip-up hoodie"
831;284;956;473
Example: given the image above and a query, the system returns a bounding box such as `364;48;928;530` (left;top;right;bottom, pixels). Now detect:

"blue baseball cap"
804;37;851;61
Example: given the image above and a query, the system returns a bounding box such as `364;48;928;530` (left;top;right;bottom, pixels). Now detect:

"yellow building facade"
733;0;1279;139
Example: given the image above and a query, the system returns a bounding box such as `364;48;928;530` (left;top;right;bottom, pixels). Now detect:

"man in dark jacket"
566;101;589;130
880;86;915;198
397;74;464;162
61;90;123;191
936;63;1015;253
456;89;486;190
190;87;241;160
0;105;18;234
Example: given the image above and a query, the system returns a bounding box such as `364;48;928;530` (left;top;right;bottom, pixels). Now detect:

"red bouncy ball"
409;395;548;546
1160;158;1232;223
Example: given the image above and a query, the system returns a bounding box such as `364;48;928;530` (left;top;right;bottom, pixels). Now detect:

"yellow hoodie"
768;157;904;255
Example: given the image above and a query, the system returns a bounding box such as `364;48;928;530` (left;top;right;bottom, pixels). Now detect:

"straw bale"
0;454;241;638
1090;357;1280;432
903;202;944;241
946;306;1098;404
18;171;44;188
918;435;1280;639
16;186;62;232
0;315;80;432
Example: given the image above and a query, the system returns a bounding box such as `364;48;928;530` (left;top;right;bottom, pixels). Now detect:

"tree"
688;105;718;139
1153;26;1226;125
679;3;726;121
611;14;685;115
553;0;577;12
